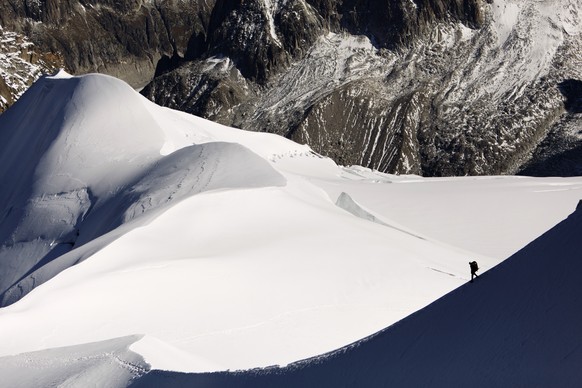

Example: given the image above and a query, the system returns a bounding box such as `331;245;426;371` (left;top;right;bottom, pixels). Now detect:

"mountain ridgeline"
1;0;581;176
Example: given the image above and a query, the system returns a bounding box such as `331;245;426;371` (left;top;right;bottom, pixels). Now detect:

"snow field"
1;72;582;383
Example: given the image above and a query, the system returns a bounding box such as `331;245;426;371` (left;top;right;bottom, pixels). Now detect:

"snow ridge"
0;72;285;306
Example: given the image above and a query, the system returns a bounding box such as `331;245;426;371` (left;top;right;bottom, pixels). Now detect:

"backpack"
470;261;479;272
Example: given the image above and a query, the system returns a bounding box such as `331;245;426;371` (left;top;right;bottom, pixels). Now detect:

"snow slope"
313;171;582;259
1;72;582;384
0;70;288;305
137;202;582;387
0;335;148;388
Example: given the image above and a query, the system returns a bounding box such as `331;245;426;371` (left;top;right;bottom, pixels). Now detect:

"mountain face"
142;0;582;176
0;25;62;112
0;0;581;176
0;0;216;89
0;71;291;307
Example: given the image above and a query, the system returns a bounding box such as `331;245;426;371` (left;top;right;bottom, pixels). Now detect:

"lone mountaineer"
469;261;479;282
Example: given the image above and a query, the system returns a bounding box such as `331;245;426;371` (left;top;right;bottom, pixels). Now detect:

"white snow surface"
160;198;582;387
1;72;582;382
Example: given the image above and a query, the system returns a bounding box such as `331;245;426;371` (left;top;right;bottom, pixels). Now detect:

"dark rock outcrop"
0;26;63;112
0;0;216;88
338;0;483;49
290;83;424;174
204;0;326;84
142;0;582;176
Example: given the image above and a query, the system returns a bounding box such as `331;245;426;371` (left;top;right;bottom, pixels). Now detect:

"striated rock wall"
2;0;582;176
0;25;63;112
0;0;216;88
143;0;582;176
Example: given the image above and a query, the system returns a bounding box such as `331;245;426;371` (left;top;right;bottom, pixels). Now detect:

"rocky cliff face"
0;0;216;88
142;0;582;176
1;0;581;176
0;25;62;112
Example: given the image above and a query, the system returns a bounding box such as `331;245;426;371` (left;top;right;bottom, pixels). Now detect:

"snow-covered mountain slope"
138;201;582;387
1;72;582;385
0;70;289;306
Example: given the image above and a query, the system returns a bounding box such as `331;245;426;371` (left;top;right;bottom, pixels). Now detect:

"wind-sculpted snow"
133;202;582;387
0;335;148;387
0;140;285;306
335;191;426;241
335;192;386;226
0;72;285;306
123;142;285;223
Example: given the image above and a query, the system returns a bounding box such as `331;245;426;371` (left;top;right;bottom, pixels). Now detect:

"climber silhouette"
469;261;479;282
